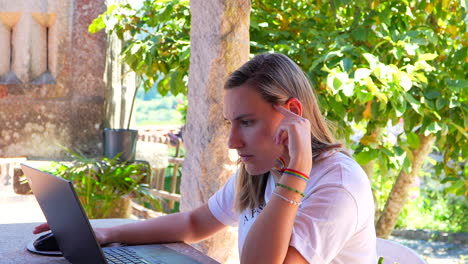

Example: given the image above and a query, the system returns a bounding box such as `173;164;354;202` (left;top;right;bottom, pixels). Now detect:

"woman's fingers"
275;130;288;145
33;223;50;234
273;104;302;118
274;115;303;145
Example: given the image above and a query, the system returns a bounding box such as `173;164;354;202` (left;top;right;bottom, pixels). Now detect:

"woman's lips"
240;155;254;162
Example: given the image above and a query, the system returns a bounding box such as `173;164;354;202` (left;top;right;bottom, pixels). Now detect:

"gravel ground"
390;236;468;264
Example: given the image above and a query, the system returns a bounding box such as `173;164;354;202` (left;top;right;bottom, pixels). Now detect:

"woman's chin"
244;164;270;176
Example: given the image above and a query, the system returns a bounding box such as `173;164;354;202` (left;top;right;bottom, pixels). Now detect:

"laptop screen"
21;164;108;264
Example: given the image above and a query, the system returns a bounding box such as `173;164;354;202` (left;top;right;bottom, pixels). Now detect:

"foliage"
50;148;159;218
396;161;468;232
89;0;190;96
90;0;467;229
250;0;467;197
134;88;184;126
377;256;384;264
374;156;468;232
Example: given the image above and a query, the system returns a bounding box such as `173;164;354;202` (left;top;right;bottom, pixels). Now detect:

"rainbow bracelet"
272;157;286;173
282;168;309;182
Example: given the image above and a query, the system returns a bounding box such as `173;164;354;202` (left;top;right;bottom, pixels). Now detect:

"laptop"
21;164;207;264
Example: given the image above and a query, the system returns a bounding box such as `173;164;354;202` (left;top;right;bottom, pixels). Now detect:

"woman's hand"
273;104;312;173
33;222;110;245
33;222;51;235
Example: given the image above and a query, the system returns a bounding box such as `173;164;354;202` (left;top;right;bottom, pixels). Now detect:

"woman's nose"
228;127;244;149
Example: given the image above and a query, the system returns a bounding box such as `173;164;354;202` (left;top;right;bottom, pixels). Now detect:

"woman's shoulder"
305;150;375;223
309;150;370;190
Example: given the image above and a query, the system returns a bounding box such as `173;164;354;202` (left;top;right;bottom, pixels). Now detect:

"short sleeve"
290;185;358;263
208;174;240;227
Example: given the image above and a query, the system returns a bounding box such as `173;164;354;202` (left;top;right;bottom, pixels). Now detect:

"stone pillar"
0;0;107;159
181;0;250;263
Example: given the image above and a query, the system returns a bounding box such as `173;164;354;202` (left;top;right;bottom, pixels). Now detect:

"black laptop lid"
21;164;107;264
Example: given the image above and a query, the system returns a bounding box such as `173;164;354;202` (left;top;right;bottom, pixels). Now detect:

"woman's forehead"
223;85;271;119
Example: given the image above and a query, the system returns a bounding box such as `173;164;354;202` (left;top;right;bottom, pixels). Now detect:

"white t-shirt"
208;151;378;264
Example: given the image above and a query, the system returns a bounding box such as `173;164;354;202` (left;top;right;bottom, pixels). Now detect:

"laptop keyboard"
104;247;156;264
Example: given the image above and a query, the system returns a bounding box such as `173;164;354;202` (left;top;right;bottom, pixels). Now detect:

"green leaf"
418;53;438;61
351;27;368;41
447;79;468;93
391;98;406;117
407;132;420;149
355;149;378;165
403;42;418;56
362;53;379;70
399;73;412;91
424;121;442;135
402;156;412;174
341;58;353;72
354;68;372;80
424;89;441;100
436;98;447;110
333;77;343;91
341;82;355;97
447;121;468;137
88;16;106;33
403;93;422;114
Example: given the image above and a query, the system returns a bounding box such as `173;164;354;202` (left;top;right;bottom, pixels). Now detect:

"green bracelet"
275;183;305;197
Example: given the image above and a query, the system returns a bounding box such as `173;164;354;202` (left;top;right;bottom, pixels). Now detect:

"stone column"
181;0;250;263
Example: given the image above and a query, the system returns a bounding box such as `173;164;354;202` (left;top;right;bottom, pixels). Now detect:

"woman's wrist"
98;227;118;244
286;159;312;177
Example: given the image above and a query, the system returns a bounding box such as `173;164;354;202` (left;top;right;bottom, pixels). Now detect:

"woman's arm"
240;166;308;264
241;103;312;264
99;204;226;245
34;204;226;245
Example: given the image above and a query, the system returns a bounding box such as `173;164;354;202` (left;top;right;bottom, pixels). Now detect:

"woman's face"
223;84;286;175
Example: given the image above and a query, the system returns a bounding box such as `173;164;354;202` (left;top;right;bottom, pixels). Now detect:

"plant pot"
104;128;138;162
82;196;132;219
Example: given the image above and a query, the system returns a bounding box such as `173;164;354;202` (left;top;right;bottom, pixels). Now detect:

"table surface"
0;218;219;264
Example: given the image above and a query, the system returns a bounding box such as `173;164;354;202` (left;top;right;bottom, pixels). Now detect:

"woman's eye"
240;120;253;126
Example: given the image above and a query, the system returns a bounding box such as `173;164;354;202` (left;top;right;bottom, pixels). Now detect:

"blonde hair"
225;53;341;212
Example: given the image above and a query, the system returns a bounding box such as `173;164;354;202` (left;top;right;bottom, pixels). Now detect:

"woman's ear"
286;98;303;116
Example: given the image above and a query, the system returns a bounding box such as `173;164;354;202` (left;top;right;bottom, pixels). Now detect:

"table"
0;218;220;264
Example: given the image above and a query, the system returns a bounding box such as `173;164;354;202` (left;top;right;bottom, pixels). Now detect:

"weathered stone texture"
0;0;106;159
181;0;250;263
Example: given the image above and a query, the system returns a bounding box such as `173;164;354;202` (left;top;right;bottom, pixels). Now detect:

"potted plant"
103;87;139;162
88;1;191;162
49;148;160;219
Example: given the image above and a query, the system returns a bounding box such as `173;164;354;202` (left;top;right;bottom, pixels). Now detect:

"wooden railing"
137;128;183;212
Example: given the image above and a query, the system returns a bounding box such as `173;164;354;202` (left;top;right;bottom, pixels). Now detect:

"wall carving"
0;0;107;159
0;12;57;86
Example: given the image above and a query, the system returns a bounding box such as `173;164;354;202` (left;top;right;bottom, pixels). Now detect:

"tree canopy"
251;0;466;193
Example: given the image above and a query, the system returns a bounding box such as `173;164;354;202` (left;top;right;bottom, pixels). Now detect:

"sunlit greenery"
90;0;467;232
134;88;184;126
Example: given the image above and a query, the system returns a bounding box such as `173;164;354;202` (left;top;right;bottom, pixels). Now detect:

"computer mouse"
33;232;60;252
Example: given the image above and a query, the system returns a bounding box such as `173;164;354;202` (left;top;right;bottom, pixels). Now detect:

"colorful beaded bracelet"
276;183;305;197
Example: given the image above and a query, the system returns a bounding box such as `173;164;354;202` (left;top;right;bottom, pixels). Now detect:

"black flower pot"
104;128;138;162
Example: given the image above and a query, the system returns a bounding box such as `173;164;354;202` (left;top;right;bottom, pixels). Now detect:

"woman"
35;53;377;263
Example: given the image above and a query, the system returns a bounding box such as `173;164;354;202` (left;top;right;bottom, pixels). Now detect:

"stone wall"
0;0;107;159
